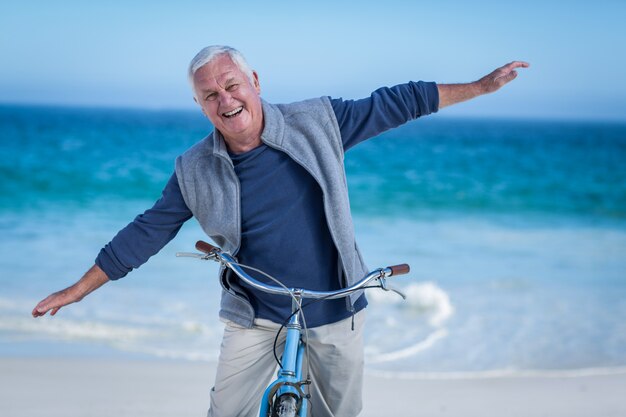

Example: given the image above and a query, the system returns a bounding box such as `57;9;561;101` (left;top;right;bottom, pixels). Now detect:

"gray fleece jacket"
175;97;368;328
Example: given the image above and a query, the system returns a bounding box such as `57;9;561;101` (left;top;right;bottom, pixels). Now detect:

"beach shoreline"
2;357;624;417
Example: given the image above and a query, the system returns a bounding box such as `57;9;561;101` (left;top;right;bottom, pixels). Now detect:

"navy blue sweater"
96;81;439;326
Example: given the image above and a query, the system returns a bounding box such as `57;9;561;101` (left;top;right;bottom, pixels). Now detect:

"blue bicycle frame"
258;302;309;416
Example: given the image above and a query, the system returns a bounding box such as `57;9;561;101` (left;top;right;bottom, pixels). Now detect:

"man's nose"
218;90;235;105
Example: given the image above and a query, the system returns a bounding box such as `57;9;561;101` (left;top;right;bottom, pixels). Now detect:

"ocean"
1;104;625;377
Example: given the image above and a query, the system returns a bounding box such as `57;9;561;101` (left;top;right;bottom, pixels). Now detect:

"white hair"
188;45;255;94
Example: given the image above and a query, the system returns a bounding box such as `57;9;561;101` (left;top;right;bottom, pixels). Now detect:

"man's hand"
477;61;530;94
32;286;83;317
438;61;529;109
32;264;109;317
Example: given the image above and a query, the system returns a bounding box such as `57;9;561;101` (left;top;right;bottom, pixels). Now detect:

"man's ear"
193;95;209;118
252;71;261;94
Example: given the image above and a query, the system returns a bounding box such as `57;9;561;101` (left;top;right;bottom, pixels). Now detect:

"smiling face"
192;53;263;152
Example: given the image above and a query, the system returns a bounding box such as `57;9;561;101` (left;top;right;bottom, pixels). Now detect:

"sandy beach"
1;357;625;417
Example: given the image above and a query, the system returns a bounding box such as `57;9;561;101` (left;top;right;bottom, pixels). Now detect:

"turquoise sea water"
1;104;625;376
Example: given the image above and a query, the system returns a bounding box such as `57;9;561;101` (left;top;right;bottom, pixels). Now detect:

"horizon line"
1;100;625;125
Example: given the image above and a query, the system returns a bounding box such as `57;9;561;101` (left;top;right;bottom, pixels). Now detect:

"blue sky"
1;1;625;120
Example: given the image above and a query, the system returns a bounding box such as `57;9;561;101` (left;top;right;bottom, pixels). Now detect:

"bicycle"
177;240;410;417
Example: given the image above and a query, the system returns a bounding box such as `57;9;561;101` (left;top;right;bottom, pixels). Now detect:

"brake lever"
387;286;407;300
378;277;407;300
176;252;212;260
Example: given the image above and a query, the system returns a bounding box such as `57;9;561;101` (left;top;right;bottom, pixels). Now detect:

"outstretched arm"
32;264;109;317
32;173;191;318
437;61;529;109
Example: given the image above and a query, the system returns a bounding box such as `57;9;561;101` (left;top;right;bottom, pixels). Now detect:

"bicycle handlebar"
181;240;410;300
196;240;219;254
390;263;410;276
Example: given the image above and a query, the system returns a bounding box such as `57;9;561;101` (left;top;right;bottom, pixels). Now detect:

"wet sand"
1;357;625;416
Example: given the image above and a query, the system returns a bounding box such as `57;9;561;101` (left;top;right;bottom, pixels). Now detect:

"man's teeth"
223;107;243;117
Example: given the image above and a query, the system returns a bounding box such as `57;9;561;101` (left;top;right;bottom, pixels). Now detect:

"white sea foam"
403;283;454;327
0;293;223;361
0;312;222;361
0;315;154;341
366;328;448;364
367;282;454;327
365;282;453;363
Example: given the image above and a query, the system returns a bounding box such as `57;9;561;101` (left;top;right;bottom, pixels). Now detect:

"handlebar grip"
196;240;219;254
389;264;410;276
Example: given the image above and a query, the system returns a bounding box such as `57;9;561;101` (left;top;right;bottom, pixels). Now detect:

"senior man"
33;45;528;416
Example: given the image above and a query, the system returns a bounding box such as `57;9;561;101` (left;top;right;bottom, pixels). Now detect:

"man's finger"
32;295;61;317
32;301;48;317
502;61;530;71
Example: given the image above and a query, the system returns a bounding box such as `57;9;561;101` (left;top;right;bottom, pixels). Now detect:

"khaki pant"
208;311;365;417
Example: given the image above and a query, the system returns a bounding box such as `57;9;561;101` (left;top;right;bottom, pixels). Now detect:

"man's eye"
205;93;217;101
226;84;239;91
